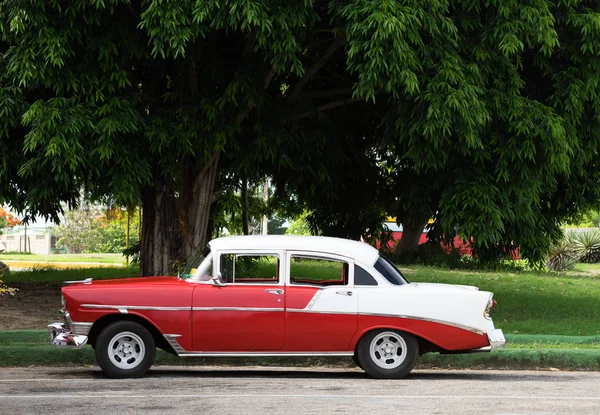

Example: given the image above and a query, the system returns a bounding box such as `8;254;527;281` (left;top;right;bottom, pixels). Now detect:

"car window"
220;254;279;284
374;256;409;285
354;264;378;286
289;255;349;286
190;255;213;282
181;245;211;279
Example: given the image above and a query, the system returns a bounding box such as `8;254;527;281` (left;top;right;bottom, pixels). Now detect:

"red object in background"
380;229;519;260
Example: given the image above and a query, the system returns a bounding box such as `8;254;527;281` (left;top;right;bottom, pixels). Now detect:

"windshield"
374;256;409;285
181;246;212;280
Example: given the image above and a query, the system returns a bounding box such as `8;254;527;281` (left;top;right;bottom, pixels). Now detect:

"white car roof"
209;235;380;266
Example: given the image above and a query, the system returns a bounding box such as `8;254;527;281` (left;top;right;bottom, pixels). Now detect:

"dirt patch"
0;283;62;330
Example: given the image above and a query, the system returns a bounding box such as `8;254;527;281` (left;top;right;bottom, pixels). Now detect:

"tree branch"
288;37;345;100
289;97;361;121
235;67;276;124
289;90;381;121
299;87;354;99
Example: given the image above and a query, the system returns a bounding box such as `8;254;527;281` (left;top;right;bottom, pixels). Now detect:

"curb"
1;346;599;371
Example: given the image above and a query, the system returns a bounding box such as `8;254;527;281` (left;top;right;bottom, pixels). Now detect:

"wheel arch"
87;313;176;354
351;326;441;355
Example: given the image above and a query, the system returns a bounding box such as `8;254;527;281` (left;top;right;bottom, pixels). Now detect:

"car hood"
411;282;479;292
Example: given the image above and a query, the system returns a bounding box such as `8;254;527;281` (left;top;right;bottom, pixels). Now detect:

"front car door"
284;251;358;352
192;250;285;351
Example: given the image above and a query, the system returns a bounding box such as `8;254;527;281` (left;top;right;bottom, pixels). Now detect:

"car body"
48;235;505;378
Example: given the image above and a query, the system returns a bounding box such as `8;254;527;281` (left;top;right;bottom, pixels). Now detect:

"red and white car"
48;235;505;378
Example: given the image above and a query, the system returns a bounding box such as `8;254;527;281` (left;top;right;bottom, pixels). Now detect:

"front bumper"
48;323;88;348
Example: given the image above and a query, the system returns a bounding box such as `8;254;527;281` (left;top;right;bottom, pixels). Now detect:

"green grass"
404;265;600;336
2;330;600;370
571;263;600;273
2;266;140;283
0;253;125;264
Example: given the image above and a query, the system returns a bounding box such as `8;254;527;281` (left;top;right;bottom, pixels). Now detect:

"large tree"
1;0;600;274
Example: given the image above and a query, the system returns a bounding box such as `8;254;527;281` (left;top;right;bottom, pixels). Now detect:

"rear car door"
284;252;358;351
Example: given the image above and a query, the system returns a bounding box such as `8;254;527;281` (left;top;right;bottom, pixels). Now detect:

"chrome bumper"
487;328;506;349
48;323;88;348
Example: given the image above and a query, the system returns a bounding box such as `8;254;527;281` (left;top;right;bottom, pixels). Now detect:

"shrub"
0;261;17;296
546;238;579;271
572;229;600;263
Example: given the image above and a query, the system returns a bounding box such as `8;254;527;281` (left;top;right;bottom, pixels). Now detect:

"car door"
284;251;358;352
192;250;285;351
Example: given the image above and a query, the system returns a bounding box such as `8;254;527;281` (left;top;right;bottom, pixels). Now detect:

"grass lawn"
404;265;600;336
0;253;125;264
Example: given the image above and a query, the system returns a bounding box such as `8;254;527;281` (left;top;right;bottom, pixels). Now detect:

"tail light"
484;296;496;320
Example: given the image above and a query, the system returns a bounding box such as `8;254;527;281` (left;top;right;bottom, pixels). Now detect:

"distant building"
0;223;56;255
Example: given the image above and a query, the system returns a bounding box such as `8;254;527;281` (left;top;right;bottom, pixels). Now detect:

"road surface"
0;366;598;414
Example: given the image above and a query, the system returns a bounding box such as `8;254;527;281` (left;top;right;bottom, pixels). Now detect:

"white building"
0;223;56;255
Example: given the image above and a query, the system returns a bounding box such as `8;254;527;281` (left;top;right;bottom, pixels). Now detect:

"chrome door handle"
265;289;284;295
336;291;353;296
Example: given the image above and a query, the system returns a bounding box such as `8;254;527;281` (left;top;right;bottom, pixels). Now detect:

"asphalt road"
1;366;599;414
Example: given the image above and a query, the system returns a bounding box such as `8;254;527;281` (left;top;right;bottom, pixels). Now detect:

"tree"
1;1;600;273
53;206;139;254
0;207;20;235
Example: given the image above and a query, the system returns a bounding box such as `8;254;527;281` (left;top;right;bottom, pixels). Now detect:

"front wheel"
356;330;418;379
95;321;156;378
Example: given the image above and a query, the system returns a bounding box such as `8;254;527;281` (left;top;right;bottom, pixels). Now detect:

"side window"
354;265;378;286
289;255;348;286
220;254;279;284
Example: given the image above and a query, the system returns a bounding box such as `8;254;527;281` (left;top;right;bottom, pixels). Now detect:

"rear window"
374;256;409;286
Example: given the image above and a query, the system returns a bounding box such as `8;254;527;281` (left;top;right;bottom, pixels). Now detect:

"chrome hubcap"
108;331;145;370
369;331;407;369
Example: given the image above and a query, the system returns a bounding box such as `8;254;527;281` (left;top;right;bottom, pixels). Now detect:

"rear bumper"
487;328;506;349
48;323;88;348
440;329;506;354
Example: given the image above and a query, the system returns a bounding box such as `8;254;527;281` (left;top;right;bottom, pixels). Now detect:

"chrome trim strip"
179;351;354;357
192;307;284;312
63;278;93;285
162;335;352;357
81;304;190;311
305;290;322;310
286;309;484;335
287;309;355;315
359;312;485;335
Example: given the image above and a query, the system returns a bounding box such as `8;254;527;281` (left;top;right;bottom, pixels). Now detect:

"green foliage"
53;206;139;254
1;0;600;272
285;211;312;236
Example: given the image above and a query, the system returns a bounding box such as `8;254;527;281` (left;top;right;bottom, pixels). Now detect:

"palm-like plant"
573;230;600;263
546;238;579;271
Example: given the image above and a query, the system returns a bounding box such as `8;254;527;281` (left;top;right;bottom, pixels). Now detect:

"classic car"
48;235;505;379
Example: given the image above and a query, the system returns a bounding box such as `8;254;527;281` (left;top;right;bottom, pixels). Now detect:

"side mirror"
211;275;226;287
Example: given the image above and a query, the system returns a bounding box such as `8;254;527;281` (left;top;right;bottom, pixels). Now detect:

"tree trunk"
241;176;249;235
395;220;428;254
140;152;221;276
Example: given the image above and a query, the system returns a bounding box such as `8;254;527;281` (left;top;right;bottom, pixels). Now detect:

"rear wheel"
357;330;418;379
95;321;155;378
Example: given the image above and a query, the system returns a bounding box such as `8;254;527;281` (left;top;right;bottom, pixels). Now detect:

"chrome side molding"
63;278;93;285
